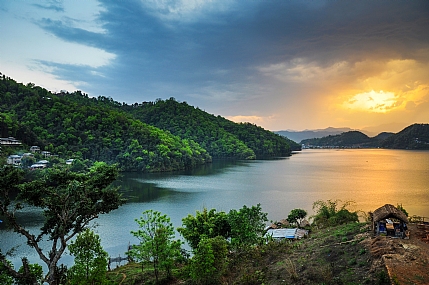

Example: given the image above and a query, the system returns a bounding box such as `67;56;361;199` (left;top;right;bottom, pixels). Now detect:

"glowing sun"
343;90;397;113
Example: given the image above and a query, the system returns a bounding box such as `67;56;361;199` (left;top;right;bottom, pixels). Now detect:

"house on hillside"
22;153;34;158
30;160;49;170
372;204;409;238
41;151;51;158
0;137;21;146
30;146;40;153
265;228;308;240
7;155;22;165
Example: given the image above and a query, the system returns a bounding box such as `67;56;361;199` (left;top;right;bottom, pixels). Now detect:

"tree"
129;210;182;283
228;204;268;249
68;228;108;285
312;200;359;228
0;163;124;285
190;236;228;285
287;208;307;227
178;208;230;251
16;262;43;285
0;260;14;285
396;203;408;217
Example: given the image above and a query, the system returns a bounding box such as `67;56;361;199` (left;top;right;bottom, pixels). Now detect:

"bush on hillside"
311;200;359;228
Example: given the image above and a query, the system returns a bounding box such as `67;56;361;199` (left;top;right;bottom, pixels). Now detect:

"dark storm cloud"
36;0;429;105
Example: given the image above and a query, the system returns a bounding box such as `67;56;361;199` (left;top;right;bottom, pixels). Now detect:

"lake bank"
1;149;428;271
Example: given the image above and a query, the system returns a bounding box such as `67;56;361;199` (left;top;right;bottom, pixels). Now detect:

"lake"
1;149;429;269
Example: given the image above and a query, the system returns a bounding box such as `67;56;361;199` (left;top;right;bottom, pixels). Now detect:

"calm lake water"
1;149;429;269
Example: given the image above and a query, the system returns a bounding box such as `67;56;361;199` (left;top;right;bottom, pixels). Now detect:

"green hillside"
124;97;300;158
0;75;210;172
301;131;375;148
301;125;429;150
0;74;298;171
381;124;429;149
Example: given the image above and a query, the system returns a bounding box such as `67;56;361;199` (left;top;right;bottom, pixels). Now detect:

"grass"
284;258;298;280
107;222;388;285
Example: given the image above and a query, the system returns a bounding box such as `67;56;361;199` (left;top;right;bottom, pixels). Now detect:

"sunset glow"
343;90;397;113
0;1;428;132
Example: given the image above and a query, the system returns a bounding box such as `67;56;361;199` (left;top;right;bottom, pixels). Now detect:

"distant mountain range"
277;124;429;149
275;127;360;143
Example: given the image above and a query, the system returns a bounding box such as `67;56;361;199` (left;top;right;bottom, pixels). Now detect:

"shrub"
312;200;359;228
190;236;228;284
287;208;307;227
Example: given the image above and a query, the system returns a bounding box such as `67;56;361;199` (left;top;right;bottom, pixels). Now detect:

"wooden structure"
372;204;409;238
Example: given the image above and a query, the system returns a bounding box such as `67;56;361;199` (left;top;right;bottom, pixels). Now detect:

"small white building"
265;228;309;240
41;151;51;158
0;137;21;145
30;164;46;170
30;160;49;170
65;159;75;165
7;155;22;165
22;153;34;158
266;228;297;240
30;146;40;153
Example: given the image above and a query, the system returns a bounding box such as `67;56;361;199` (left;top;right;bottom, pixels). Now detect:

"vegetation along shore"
2;161;429;284
1;74;429;284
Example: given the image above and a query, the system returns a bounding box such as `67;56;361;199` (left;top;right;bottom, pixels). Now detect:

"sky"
1;0;428;133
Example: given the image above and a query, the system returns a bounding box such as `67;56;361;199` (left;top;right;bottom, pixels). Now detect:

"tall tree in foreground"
0;163;124;285
190;236;228;285
68;229;108;285
129;210;182;283
178;208;231;251
228;204;268;250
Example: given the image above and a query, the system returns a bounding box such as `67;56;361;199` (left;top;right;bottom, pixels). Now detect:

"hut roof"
373;204;408;223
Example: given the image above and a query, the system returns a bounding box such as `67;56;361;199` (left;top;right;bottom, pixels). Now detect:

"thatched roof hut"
372;204;409;238
373;204;408;223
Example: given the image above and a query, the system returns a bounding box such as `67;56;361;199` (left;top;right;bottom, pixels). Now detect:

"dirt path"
367;224;429;285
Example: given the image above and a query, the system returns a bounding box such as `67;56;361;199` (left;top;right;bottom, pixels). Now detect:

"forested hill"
381;124;429;149
0;74;298;171
301;131;392;148
301;124;429;149
122;98;301;158
0;75;210;172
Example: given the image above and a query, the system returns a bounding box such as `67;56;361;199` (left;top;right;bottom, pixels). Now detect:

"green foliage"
376;270;390;285
0;163;124;285
396;203;408;217
0;75;300;171
69;158;88;172
312;200;359;228
16;262;43;285
0;260;14;285
301;131;378;148
0;76;211;172
178;208;230;251
381;123;429;149
124;97;298;158
129;210;182;282
179;205;269;253
228;204;268;249
190;236;228;285
68;229;108;285
287;208;307;227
